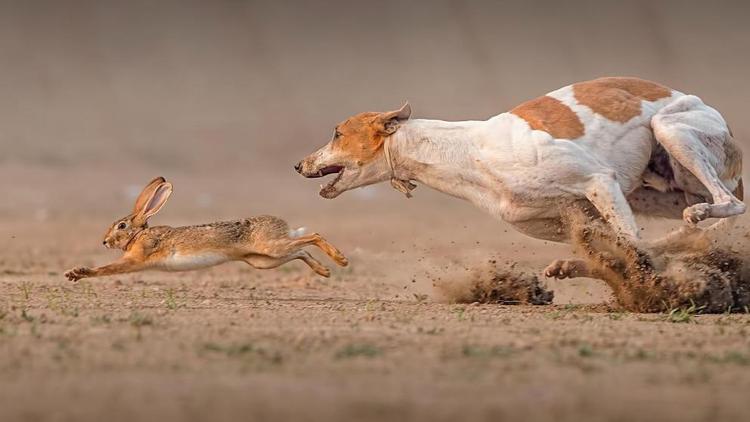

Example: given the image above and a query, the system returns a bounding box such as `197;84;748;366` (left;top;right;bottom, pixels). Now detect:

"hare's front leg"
65;259;144;281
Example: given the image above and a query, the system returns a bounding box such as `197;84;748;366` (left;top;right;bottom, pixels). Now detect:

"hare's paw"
314;265;331;278
332;250;349;267
65;266;92;282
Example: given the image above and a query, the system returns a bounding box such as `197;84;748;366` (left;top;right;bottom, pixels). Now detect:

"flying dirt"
563;203;750;313
435;259;554;305
438;202;750;313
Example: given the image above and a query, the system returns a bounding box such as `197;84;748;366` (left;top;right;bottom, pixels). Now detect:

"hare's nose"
102;240;107;245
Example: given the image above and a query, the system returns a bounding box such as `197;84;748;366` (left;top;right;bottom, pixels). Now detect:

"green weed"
335;343;382;359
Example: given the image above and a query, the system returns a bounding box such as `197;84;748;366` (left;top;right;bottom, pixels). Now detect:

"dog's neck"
387;118;501;201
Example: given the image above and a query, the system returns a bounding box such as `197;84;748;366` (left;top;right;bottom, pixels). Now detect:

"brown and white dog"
295;77;744;279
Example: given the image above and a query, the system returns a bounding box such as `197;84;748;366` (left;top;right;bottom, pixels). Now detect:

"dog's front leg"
65;258;145;281
584;173;640;241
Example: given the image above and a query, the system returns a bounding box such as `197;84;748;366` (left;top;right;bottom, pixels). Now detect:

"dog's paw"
64;266;91;282
544;259;587;279
683;203;711;225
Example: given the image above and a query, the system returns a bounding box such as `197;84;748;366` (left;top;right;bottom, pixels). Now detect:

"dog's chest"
161;251;229;271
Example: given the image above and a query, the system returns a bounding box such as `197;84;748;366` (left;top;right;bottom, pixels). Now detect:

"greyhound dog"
295;77;744;279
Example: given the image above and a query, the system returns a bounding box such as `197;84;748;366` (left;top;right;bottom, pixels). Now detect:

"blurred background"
0;0;748;294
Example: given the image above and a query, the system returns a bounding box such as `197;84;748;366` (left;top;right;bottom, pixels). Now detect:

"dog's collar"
383;136;417;198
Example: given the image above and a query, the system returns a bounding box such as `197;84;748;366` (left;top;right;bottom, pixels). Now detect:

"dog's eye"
334;130;342;139
117;222;127;230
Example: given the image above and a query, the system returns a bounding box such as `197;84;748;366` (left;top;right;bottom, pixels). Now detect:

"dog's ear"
378;102;411;135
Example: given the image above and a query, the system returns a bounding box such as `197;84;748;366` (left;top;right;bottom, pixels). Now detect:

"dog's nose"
294;162;302;173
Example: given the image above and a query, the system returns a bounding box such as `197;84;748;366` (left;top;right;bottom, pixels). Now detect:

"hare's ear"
133;177;167;214
134;182;173;224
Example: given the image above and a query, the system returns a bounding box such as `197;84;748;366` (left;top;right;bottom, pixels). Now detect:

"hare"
64;177;348;281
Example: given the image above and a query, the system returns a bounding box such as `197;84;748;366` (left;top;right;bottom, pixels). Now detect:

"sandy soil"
2;183;750;422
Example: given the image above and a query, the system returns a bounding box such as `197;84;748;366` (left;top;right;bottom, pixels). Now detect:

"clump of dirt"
436;260;553;305
564;202;750;313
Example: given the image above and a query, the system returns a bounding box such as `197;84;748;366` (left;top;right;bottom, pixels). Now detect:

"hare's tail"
289;227;306;238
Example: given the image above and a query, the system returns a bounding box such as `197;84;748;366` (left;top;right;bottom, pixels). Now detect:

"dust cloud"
435;202;750;313
435;260;554;305
565;203;750;313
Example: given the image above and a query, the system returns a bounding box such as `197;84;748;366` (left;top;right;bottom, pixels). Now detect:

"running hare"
65;177;348;281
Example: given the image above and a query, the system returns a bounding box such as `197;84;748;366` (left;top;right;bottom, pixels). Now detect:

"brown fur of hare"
65;177;348;281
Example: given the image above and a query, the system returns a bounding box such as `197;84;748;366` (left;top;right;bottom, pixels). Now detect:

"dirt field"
3;1;750;421
1;169;749;422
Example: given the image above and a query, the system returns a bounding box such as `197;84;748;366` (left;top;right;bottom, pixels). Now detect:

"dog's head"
295;103;411;198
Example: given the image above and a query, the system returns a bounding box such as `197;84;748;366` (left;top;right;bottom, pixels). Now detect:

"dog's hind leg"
652;95;745;225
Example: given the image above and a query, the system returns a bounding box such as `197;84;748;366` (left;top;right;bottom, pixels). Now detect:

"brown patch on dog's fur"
573;77;671;123
331;113;391;165
510;95;585;139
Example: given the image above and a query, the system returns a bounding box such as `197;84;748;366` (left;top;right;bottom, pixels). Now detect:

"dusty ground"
1;172;750;422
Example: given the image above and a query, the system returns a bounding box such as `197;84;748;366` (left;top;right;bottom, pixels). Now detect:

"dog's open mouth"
316;165;344;178
307;165;344;197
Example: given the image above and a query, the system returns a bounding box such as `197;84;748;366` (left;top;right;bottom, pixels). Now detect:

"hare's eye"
117;222;127;230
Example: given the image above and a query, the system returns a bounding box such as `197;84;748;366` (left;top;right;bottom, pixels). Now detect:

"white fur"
161;252;229;271
302;83;743;245
380;88;742;242
289;227;307;238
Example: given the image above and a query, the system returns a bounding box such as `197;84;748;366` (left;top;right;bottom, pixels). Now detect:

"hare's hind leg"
243;251;331;277
284;233;348;267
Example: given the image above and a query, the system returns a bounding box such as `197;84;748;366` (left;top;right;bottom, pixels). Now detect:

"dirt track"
2;202;750;421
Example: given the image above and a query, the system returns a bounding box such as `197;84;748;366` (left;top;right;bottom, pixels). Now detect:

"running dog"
295;77;744;279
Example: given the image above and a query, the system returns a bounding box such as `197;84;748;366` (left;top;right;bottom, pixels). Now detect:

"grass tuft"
666;300;704;324
335;343;382;359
